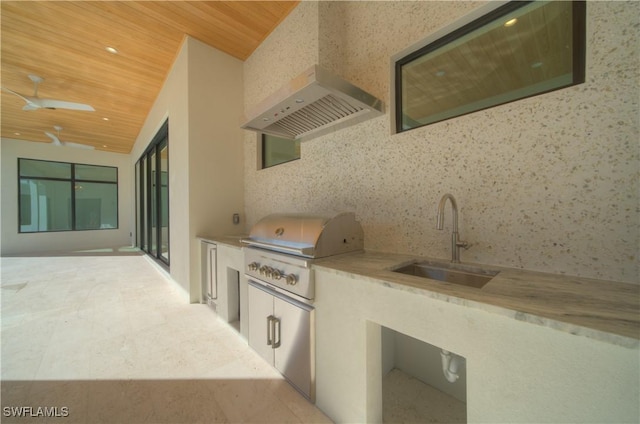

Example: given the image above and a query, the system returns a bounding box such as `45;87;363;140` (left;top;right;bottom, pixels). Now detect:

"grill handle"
241;239;314;257
267;315;275;346
273;317;281;349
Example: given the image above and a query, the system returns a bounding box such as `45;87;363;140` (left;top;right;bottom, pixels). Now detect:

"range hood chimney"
241;65;384;141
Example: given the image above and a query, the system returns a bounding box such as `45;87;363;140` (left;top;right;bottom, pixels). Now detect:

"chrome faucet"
436;193;468;263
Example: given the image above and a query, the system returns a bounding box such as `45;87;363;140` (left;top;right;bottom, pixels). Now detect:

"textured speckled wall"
243;1;639;284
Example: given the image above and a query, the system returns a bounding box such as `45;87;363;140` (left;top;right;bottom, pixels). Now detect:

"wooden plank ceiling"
1;1;299;154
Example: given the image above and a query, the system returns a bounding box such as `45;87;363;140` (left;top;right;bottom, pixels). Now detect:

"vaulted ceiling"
1;1;299;154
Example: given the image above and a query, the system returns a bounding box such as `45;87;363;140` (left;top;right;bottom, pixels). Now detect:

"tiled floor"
0;254;332;423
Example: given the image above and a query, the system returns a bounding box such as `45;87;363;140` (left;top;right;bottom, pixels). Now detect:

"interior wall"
130;36;244;302
243;1;640;284
0;138;132;255
131;37;190;299
186;37;244;303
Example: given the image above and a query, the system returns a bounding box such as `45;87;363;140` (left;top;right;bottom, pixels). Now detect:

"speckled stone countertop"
313;251;640;348
197;235;246;249
195;237;639;348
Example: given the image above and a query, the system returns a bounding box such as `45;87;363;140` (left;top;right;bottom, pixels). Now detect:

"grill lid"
242;212;364;258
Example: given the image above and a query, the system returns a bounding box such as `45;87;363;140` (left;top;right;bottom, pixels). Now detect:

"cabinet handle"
273;317;281;349
267;315;275;346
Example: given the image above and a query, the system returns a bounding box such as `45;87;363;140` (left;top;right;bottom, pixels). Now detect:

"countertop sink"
392;261;499;289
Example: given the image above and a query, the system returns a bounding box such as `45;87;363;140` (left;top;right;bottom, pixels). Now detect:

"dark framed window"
18;158;118;233
261;133;300;169
394;0;586;133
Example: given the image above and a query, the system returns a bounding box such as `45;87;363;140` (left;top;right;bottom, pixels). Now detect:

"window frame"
260;133;301;169
391;0;586;134
17;158;119;233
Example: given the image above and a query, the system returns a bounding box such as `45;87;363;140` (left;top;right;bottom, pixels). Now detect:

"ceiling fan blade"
44;131;63;146
63;141;95;150
44;128;93;149
22;103;40;111
1;86;30;102
34;98;95;111
2;88;43;110
2;87;40;110
3;77;95;111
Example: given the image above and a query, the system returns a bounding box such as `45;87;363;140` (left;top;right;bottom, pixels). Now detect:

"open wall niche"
382;326;467;423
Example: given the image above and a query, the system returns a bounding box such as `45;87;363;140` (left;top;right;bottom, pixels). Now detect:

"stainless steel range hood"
241;65;384;141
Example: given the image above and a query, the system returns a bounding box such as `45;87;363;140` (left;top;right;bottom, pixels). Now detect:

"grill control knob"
272;269;282;280
259;265;268;276
248;262;260;271
285;274;297;285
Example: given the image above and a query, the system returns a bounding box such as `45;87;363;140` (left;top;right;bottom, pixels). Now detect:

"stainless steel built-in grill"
242;212;365;259
242;212;364;300
242;212;364;401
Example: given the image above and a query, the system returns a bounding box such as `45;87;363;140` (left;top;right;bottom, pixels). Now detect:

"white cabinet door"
248;283;275;364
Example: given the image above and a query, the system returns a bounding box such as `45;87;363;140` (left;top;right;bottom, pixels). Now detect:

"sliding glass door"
136;121;169;266
158;138;169;263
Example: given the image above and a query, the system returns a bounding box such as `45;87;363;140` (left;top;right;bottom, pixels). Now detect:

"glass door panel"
135;161;141;247
135;120;168;266
140;156;148;252
150;150;157;258
159;139;169;263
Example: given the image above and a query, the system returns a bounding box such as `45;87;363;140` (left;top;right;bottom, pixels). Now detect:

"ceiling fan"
45;126;95;150
2;74;95;111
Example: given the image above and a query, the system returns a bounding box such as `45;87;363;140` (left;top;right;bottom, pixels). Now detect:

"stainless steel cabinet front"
247;281;315;401
207;243;217;300
248;282;276;364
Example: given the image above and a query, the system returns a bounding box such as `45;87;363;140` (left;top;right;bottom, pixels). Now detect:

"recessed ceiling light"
504;18;518;27
102;145;107;148
102;117;109;121
531;61;544;68
105;46;118;54
435;70;446;77
14;132;20;136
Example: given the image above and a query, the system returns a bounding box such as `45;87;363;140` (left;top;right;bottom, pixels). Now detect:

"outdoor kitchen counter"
312;250;640;348
197;234;246;249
